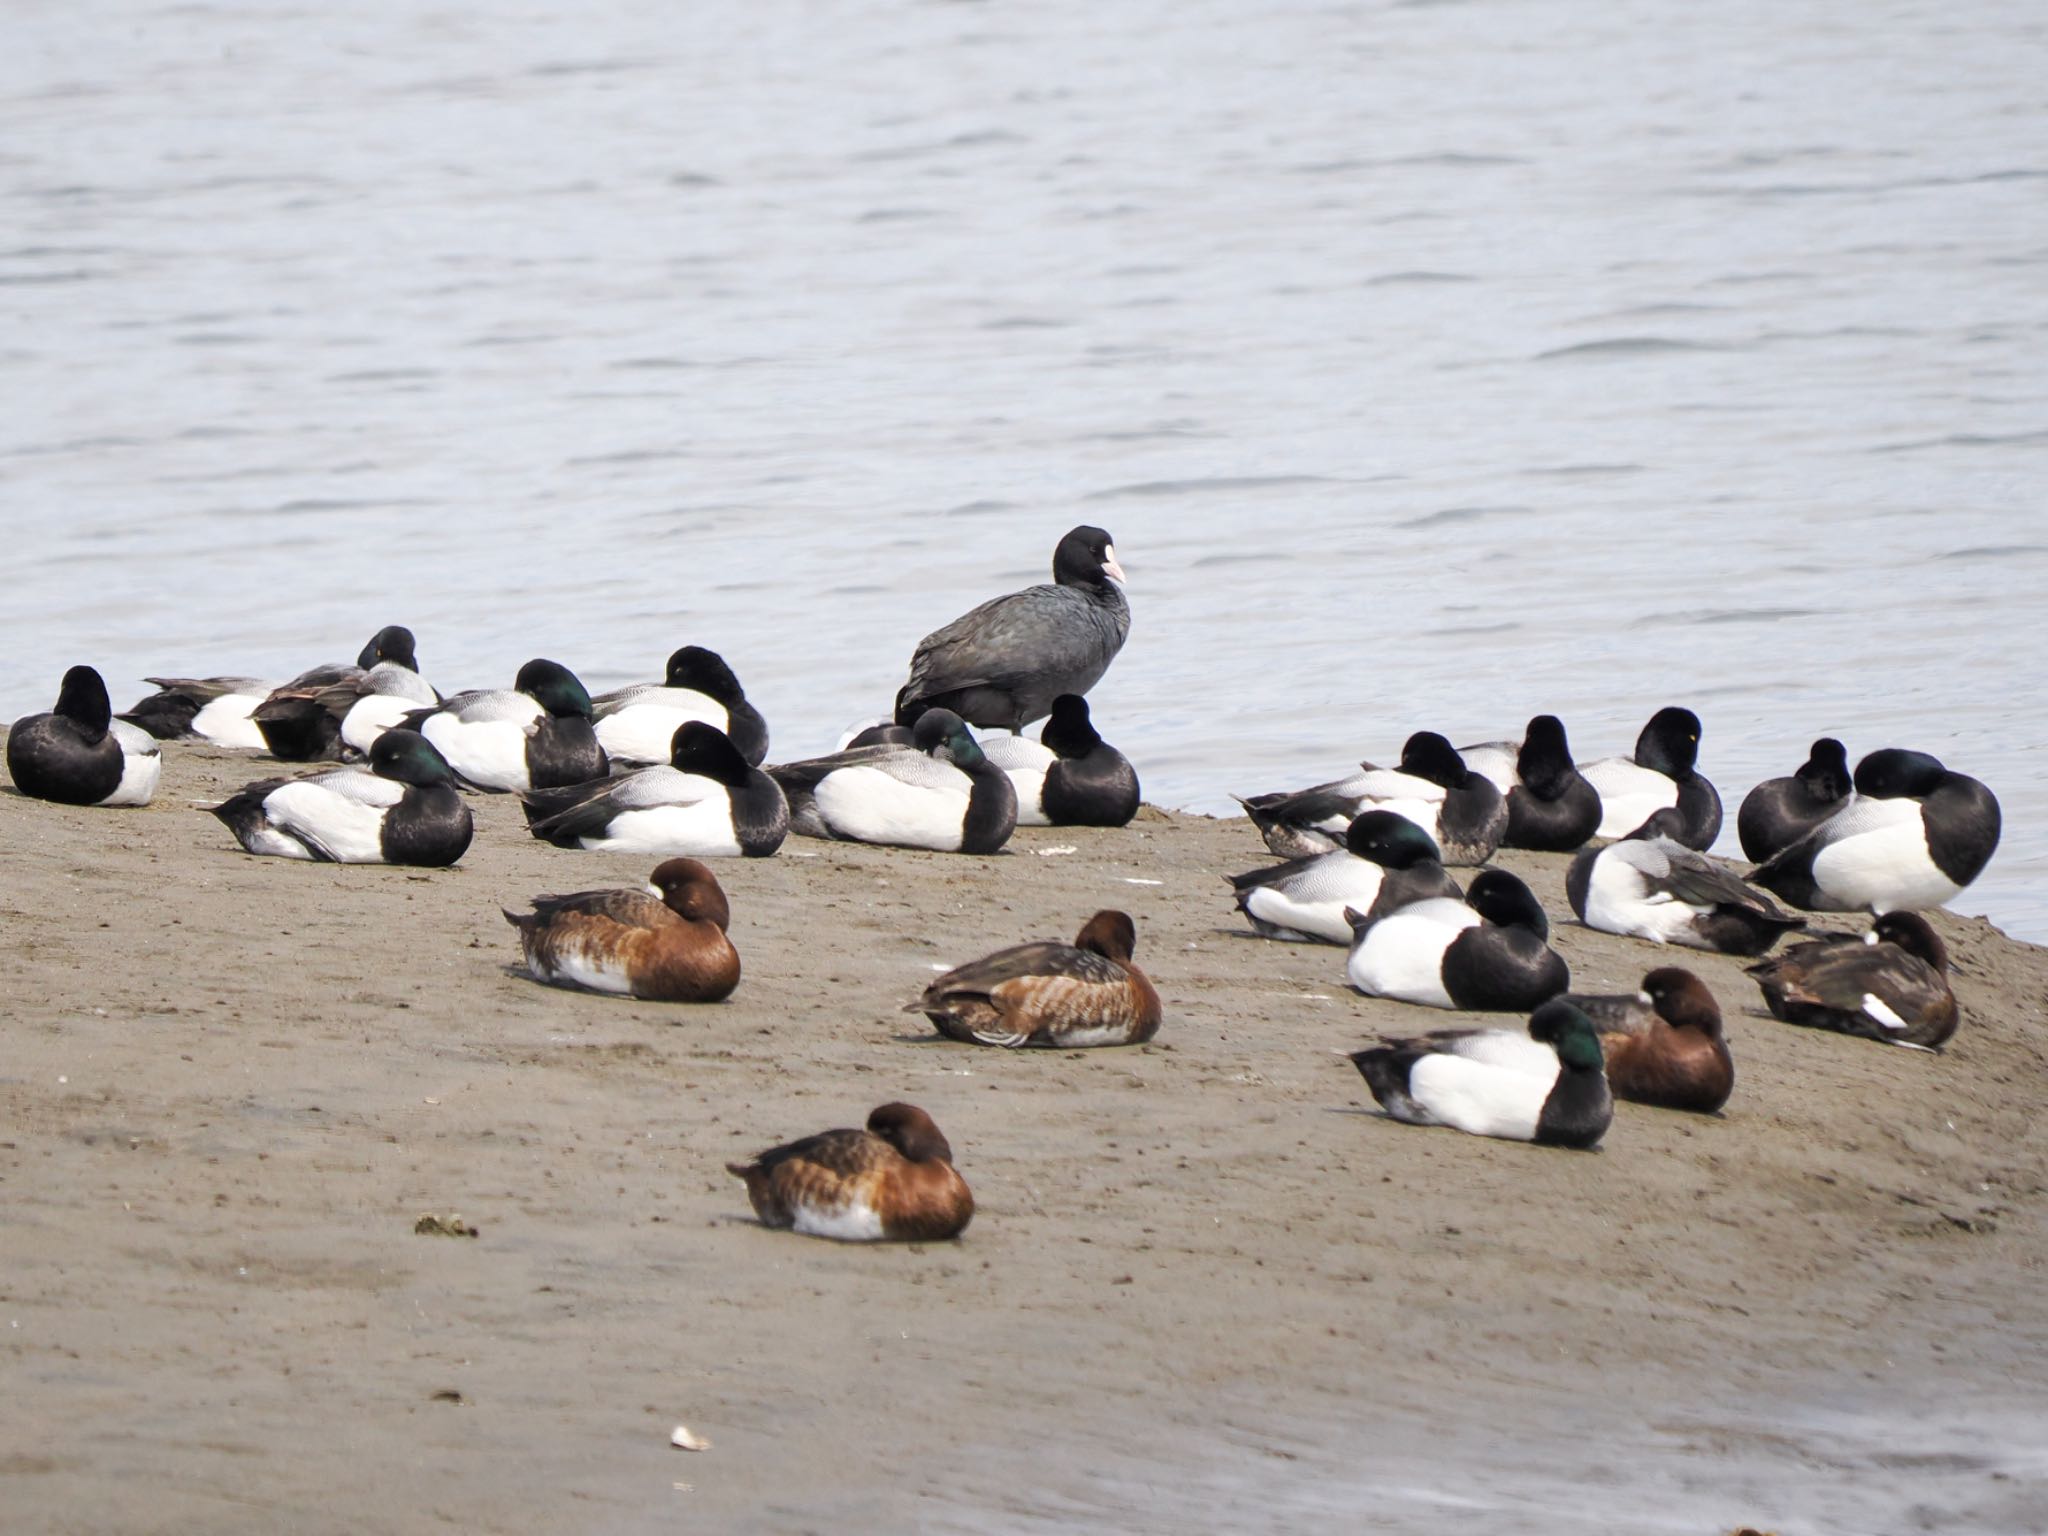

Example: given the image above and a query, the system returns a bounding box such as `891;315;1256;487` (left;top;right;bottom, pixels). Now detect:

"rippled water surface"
5;6;2047;1521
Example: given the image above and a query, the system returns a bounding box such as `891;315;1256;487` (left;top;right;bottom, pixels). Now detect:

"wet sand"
4;738;2046;1534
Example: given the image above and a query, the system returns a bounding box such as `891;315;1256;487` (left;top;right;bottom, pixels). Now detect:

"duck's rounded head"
1799;738;1852;799
1871;910;1948;971
664;646;745;703
914;708;983;768
1053;525;1125;589
1637;706;1703;775
1528;999;1603;1070
1467;868;1548;937
515;658;595;719
54;665;113;732
1641;967;1721;1036
1622;806;1690;843
648;858;731;928
1519;714;1574;788
1854;748;1946;799
1041;694;1104;758
1345;809;1441;868
668;721;751;784
1075;909;1138;963
866;1102;954;1163
1398;731;1469;789
358;625;419;670
369;729;456;787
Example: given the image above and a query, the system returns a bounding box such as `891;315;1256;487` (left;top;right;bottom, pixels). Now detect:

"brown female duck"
727;1103;973;1242
909;909;1161;1048
1566;966;1734;1113
1745;911;1959;1050
502;857;739;1002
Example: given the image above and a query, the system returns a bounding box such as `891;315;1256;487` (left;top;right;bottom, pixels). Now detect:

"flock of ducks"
2;526;2006;1243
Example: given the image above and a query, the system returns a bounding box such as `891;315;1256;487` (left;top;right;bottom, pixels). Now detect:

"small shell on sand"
670;1425;710;1451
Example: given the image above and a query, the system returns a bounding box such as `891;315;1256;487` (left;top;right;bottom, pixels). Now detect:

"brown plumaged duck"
727;1103;973;1242
1745;911;1959;1050
909;909;1162;1047
502;858;739;1002
1566;967;1734;1113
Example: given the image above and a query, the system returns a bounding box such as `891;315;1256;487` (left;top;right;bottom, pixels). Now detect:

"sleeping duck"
522;722;787;857
1238;731;1507;865
1346;998;1611;1149
1564;966;1733;1113
1566;809;1805;956
414;658;608;793
1229;810;1461;945
1750;748;2000;914
1457;715;1601;852
977;694;1140;828
769;709;1016;853
504;858;739;1002
1343;868;1569;1012
592;645;769;767
727;1103;974;1242
1578;706;1722;850
6;665;160;807
208;729;472;865
1736;737;1852;863
909;909;1160;1047
1745;910;1959;1050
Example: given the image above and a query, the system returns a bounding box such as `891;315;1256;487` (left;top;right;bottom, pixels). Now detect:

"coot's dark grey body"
894;526;1129;733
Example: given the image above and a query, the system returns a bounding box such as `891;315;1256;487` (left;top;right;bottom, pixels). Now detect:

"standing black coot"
894;525;1129;733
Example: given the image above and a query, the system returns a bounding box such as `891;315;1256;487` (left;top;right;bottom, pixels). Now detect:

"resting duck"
522;722;787;857
591;646;769;767
121;674;275;747
1736;737;1853;863
1458;715;1602;852
727;1103;974;1242
1745;911;1959;1050
1566;809;1805;956
503;858;739;1002
909;909;1161;1047
208;728;472;865
1238;732;1507;865
1343;868;1570;1011
6;665;160;807
1578;706;1722;850
769;709;1016;853
250;626;430;760
894;525;1129;733
1229;810;1461;945
1346;998;1612;1149
413;658;607;793
1565;967;1733;1113
977;694;1140;828
1750;749;2000;914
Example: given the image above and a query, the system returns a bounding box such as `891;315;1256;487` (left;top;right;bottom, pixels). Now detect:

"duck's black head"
668;721;750;785
1344;809;1441;868
1518;715;1574;792
1636;707;1702;776
53;665;113;733
1622;806;1690;843
358;625;418;671
1053;525;1125;590
1528;999;1604;1072
1466;868;1548;937
914;708;984;768
1398;731;1468;790
1799;738;1852;800
1041;694;1104;758
369;729;457;787
664;646;745;704
515;658;595;719
1854;748;1946;799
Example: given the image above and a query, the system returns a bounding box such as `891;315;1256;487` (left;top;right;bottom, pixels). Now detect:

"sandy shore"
4;737;2046;1534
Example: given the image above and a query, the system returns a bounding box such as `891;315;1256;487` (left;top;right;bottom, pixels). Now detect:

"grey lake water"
7;1;2047;1529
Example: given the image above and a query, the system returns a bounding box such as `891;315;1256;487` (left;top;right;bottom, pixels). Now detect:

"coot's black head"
53;664;113;733
1041;694;1104;758
1799;738;1852;799
1854;748;1946;799
1466;868;1548;937
514;658;595;719
1635;706;1702;775
913;708;983;768
1344;809;1441;868
369;729;456;787
867;1102;954;1164
663;646;745;703
357;625;418;671
1528;999;1604;1071
1641;967;1721;1036
1871;910;1948;972
1053;525;1125;589
668;721;750;784
1398;731;1468;789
